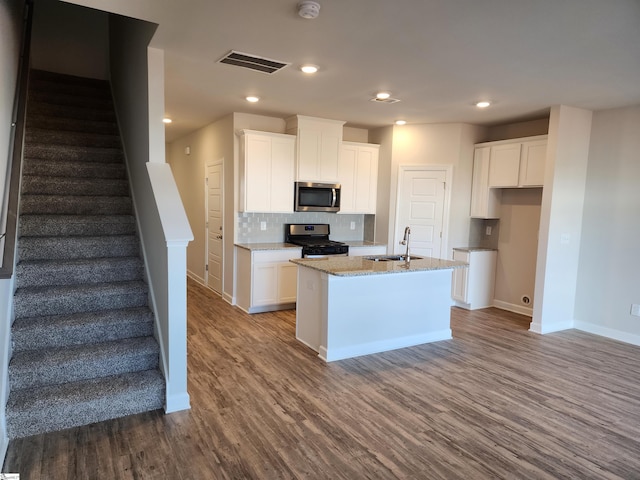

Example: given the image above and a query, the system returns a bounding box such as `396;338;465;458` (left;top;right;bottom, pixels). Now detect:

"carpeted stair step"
23;158;126;179
18;235;139;261
5;369;165;439
16;257;144;288
27;115;119;136
20;194;132;215
9;336;159;390
24;143;124;163
28;89;113;111
11;307;154;352
26;101;116;123
19;214;137;237
21;175;130;196
25;128;121;149
13;280;149;319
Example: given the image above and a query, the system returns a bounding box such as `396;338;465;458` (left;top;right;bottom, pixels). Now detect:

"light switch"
560;233;570;245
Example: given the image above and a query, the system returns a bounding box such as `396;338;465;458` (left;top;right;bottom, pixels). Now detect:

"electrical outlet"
260;221;267;231
560;233;570;245
631;304;640;317
485;226;492;236
350;221;356;230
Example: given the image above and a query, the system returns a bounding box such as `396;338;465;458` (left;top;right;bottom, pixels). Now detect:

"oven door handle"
331;188;337;207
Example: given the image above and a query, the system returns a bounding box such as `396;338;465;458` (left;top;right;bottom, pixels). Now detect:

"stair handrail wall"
1;0;33;279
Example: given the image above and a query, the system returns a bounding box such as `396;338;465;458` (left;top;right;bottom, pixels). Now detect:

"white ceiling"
66;0;640;142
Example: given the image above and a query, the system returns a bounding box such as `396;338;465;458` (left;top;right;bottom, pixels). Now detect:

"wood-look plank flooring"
4;278;640;479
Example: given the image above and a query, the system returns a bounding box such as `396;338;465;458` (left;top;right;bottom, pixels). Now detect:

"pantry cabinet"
451;248;497;310
236;247;302;314
286;115;345;182
239;130;295;213
339;142;379;214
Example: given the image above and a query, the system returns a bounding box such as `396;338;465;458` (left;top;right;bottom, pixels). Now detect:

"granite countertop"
453;247;498;252
342;240;387;248
290;255;467;277
235;242;301;251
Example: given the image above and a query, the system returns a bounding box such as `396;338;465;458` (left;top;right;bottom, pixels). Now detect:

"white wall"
493;188;542;315
531;105;592;334
574;105;640;345
31;0;109;80
109;13;191;412
374;123;485;258
1;0;25;462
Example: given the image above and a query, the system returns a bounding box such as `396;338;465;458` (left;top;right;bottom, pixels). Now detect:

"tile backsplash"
237;212;365;243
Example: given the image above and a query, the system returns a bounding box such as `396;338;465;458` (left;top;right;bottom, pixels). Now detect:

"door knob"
216;234;223;240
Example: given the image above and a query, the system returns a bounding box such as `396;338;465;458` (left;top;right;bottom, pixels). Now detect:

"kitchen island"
290;255;467;361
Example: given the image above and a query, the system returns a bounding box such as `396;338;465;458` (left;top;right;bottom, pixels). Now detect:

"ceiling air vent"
217;50;290;75
370;96;401;104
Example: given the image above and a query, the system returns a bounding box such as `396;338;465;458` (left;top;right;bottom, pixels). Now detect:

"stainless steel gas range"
285;224;349;258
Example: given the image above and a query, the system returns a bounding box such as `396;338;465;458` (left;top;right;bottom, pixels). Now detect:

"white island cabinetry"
236;246;302;314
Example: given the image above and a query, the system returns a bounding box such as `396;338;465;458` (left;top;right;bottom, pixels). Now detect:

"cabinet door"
451;250;469;302
244;135;271;211
470;147;500;218
270;136;295;212
319;132;341;182
519;139;546;187
296;128;320;181
488;143;521;187
338;144;357;213
278;263;298;303
354;146;378;214
252;263;278;306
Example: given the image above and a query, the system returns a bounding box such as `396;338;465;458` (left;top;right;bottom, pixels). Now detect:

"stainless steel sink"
364;255;423;262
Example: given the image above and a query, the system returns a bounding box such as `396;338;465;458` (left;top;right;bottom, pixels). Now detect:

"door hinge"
205;177;209;185
440;231;443;238
205;264;209;271
206;222;209;229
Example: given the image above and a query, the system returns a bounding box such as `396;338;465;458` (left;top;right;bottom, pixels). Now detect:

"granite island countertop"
235;242;301;251
290;255;467;277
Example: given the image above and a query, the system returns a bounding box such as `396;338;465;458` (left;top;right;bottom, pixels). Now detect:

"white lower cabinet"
236;247;302;314
451;249;497;310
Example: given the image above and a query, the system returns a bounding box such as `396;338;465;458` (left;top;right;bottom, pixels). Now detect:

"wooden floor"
4;279;640;479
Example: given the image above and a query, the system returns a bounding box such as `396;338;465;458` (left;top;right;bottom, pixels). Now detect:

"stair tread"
24;143;124;162
14;280;148;296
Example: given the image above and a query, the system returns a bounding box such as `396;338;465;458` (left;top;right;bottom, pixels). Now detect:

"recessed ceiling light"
162;117;172;124
476;101;491;108
376;92;391;100
300;64;319;74
395;120;407;126
246;96;260;103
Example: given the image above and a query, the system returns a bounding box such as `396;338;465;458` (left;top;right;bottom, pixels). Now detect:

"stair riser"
28;80;111;100
27;116;118;136
19;215;137;237
5;370;164;439
23;159;126;180
9;351;159;390
26;129;121;149
14;288;148;319
24;144;124;163
16;259;144;288
19;236;139;261
12;310;154;352
20;195;132;215
27;101;116;122
22;176;130;196
28;90;113;110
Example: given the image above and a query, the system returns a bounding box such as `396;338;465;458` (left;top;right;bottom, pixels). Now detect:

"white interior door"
206;160;223;294
395;166;449;258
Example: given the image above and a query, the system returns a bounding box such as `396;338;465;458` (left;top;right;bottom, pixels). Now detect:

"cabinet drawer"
253;249;302;263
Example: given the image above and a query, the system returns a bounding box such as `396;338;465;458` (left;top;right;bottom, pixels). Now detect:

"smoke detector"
298;1;320;19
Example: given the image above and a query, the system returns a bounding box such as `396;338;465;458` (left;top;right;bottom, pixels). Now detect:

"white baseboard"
165;392;191;413
574;321;640;347
186;270;206;287
493;299;533;317
529;319;574;334
223;292;234;305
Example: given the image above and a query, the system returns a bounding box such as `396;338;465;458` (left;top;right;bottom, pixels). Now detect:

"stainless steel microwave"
294;182;341;212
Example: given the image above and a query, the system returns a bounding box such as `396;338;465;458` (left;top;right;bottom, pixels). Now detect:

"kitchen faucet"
400;226;411;261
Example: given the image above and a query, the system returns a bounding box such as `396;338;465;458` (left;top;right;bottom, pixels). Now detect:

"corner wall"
1;0;26;463
574;105;640;345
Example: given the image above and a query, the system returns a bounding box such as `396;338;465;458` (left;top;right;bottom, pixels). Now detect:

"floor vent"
218;50;290;74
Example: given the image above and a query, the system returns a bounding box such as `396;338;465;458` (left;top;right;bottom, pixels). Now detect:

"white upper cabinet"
486;135;548;188
339;142;379;214
470;146;501;218
239;130;295;213
286;115;345;182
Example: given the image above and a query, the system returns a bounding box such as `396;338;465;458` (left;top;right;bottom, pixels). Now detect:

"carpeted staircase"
5;69;165;439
